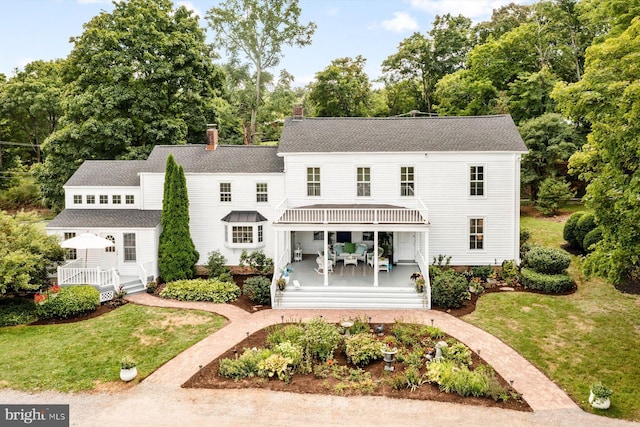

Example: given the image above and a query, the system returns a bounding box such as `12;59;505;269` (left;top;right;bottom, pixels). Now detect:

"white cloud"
409;0;524;22
76;0;111;4
380;11;419;33
176;1;202;19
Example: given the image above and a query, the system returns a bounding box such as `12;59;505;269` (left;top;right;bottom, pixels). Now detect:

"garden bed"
184;321;531;412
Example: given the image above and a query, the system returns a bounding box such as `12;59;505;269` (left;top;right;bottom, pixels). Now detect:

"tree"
554;17;640;285
309;56;371;117
519;113;580;200
158;154;199;282
506;67;559;124
207;0;316;143
0;211;64;294
475;3;532;44
37;0;225;211
535;177;575;215
434;70;499;116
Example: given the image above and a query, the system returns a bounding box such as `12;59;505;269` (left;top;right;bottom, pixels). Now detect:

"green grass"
465;206;640;421
0;304;225;392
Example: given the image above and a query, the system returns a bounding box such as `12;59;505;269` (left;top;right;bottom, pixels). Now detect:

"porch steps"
121;278;146;295
277;286;427;310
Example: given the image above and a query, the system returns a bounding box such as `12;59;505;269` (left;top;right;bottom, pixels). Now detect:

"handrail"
271;249;290;307
416;249;431;309
276;207;428;224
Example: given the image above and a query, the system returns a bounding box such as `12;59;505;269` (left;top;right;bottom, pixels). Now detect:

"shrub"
535;177;574;215
219;347;272;380
266;324;305;347
0;297;38;326
0;182;43;209
258;353;293;382
427;360;491;397
159;278;240;303
299;317;342;362
146;281;158;294
523;246;571;274
35;286;99;319
431;271;470;309
242;276;272;305
520;268;574;293
239;250;274;275
344;333;383;366
272;342;304;368
520;228;532;258
392;322;433;346
205;250;231;279
442;341;472;367
500;259;519;285
392;366;425;392
583;227;603;253
575;213;597;251
471;265;493;281
563;212;583;248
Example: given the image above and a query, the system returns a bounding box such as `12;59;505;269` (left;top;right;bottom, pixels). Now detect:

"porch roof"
47;209;162;229
275;203;428;226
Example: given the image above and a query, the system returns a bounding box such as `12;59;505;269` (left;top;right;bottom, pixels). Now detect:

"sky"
0;0;534;87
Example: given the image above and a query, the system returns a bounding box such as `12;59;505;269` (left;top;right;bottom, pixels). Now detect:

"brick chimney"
205;124;218;150
293;105;304;121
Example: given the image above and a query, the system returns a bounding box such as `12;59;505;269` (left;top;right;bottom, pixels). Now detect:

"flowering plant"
49;284;61;293
382;337;398;352
34;293;48;305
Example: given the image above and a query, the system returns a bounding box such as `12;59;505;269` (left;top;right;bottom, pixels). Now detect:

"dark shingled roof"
65;161;146;187
221;210;268;222
140;144;284;173
47;209;161;228
278;115;528;153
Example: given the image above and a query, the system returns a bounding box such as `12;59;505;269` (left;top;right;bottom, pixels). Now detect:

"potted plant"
410;272;425;293
381;337;398;371
276;277;287;291
589;382;612;409
120;357;138;382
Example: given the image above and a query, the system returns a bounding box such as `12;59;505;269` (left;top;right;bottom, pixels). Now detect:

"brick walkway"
128;293;576;412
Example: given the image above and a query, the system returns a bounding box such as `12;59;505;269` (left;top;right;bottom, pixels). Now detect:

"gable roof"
278;115;527;153
65;160;146;187
140;144;284;173
47;209;162;228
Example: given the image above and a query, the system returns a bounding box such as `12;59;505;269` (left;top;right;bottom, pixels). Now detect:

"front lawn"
0;304;225;392
464;206;640;421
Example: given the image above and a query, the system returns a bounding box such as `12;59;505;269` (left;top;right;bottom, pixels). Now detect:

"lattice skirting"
100;291;114;302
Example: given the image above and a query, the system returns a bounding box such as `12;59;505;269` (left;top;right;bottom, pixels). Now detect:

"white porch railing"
138;261;154;285
276;207;427;224
416;249;431;309
271;248;291;307
57;258;120;302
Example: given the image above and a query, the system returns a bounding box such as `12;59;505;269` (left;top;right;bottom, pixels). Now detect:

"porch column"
274;230;279;277
373;231;379;287
324;230;329;286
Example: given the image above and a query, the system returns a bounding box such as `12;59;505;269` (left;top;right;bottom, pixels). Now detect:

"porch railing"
138;261;154;286
271;248;291;307
276;207;428;224
416;249;431;309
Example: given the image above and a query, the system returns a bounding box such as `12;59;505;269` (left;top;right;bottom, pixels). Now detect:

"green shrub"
523;246;571;274
0;182;43;209
205;250;231;279
427;360;491;397
520;268;575;293
575;213;597;251
146;281;158;294
159;278;240;303
535;177;574;215
426;326;445;339
35;286;99;319
392;366;425;392
563;212;583;248
431;271;470;309
500;259;520;285
257;353;292;382
520;228;532;259
239;250;274;275
219;347;272;380
266;324;305;347
242;276;272;305
272;342;303;368
0;297;38;326
583;227;603;253
442;341;472;367
344;333;383;366
397;346;426;369
471;265;493;281
299;317;342;362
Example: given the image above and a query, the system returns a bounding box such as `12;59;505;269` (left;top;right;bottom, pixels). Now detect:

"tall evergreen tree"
158;155;199;282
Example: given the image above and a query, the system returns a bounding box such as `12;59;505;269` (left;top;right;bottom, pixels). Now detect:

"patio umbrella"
60;232;115;268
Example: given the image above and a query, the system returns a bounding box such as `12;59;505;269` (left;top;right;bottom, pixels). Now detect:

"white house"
47;114;527;308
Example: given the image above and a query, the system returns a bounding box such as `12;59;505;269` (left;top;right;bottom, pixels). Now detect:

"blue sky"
0;0;533;86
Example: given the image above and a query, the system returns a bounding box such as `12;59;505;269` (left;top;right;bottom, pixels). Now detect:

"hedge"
523;246;571;275
242;276;271;305
35;286;100;319
0;297;38;326
431;270;470;309
575;213;597;251
520;268;574;293
583;227;603;253
160;278;240;303
563;212;583;248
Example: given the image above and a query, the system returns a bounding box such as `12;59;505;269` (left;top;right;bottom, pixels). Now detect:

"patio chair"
366;247;385;267
314;256;334;274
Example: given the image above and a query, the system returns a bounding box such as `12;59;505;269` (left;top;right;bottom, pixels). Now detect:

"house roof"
65;160;146;187
140;144;284;173
278;115;528;153
47;209;162;229
221;210;268;222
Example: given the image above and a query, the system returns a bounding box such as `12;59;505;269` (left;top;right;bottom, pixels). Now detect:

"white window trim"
224;222;266;249
306;166;321;198
356;166;371;198
219;181;233;203
468;164;487;199
468;216;486;252
255;181;269;203
400;165;416;198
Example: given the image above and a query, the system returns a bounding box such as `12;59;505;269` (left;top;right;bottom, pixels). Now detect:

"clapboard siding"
64;186;141;210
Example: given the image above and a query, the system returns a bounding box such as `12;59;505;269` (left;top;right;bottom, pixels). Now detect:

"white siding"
63;186;141;210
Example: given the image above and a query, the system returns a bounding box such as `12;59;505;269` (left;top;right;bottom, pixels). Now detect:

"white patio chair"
314;256;334;274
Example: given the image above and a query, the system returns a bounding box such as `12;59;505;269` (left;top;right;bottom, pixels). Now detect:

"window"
470;218;484;250
232;226;253;243
112;195;121;204
400;166;414;196
105;235;115;253
73;195;82;204
307;167;320;196
99;195;108;204
470;166;484;196
220;183;231;202
256;183;268;203
362;231;374;241
258;225;263;243
125;195;135;204
123;233;136;261
86;195;95;204
64;232;76;259
313;231;323;241
357;167;371;197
